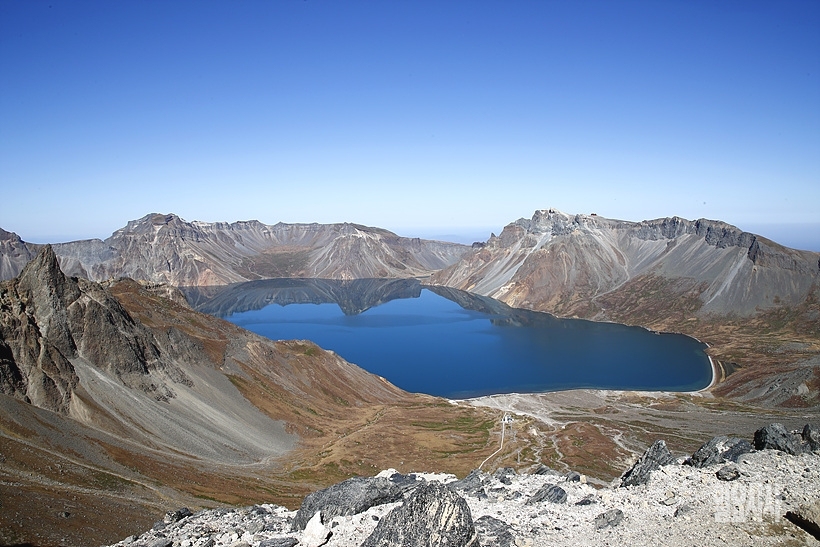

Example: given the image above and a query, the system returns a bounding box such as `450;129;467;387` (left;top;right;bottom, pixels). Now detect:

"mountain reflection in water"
184;279;713;398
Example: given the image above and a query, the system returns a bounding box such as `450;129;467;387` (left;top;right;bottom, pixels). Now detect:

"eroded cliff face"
430;209;820;319
0;214;470;286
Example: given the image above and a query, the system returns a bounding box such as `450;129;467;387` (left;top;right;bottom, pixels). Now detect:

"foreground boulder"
753;423;802;455
473;516;515;547
593;508;624;529
619;440;674;487
291;476;404;531
301;512;331;547
447;469;490;499
687;436;753;468
361;481;477;547
526;484;567;505
802;424;820;452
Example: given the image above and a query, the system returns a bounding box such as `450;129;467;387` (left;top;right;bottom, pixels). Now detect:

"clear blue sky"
1;1;818;249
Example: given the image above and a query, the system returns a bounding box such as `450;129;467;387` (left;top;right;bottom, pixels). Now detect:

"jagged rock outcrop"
753;423;803;455
687;435;754;468
291;476;405;531
430;209;820;318
0;214;470;286
360;481;477;547
619;439;675;487
526;484;567;504
0;245;199;414
0;245;161;412
802;424;820;452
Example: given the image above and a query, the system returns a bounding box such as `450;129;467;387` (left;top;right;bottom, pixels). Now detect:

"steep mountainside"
0;245;295;459
431;209;820;318
0;214;469;286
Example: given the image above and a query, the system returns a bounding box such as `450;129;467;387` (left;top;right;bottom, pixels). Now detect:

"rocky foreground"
109;424;820;547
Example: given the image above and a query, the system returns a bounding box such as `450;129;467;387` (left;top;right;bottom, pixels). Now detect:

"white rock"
302;511;331;547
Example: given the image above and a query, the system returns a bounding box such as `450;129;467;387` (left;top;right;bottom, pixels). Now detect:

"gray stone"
493;467;516;485
291;476;403;531
361;481;477;547
386;471;422;494
526;484;567;505
620;440;674;487
754;423;802;455
532;464;560;476
164;507;192;524
147;540;172;547
802;424;820;452
474;515;515;547
593;509;624;529
674;504;694;518
565;471;582;482
716;465;740;481
688;436;753;468
785;499;820;541
661;495;678;506
246;520;264;534
449;469;490;499
258;539;298;547
302;511;331;547
575;494;597;506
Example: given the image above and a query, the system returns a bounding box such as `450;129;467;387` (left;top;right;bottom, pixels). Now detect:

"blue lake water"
187;279;712;399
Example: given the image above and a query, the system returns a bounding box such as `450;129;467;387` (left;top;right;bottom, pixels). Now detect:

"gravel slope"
106;448;820;547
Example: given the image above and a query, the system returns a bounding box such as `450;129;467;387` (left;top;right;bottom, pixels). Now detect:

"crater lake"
183;279;713;399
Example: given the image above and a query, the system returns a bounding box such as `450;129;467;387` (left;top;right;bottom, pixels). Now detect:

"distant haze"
739;223;820;253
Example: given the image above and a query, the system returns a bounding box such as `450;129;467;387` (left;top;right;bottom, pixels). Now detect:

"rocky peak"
1;245;80;411
0;246;183;414
113;213;190;237
0;227;23;243
16;244;81;358
150;213;181;226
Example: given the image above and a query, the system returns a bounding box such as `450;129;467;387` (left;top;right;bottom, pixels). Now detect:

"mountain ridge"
0;213;470;286
430;209;820;317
